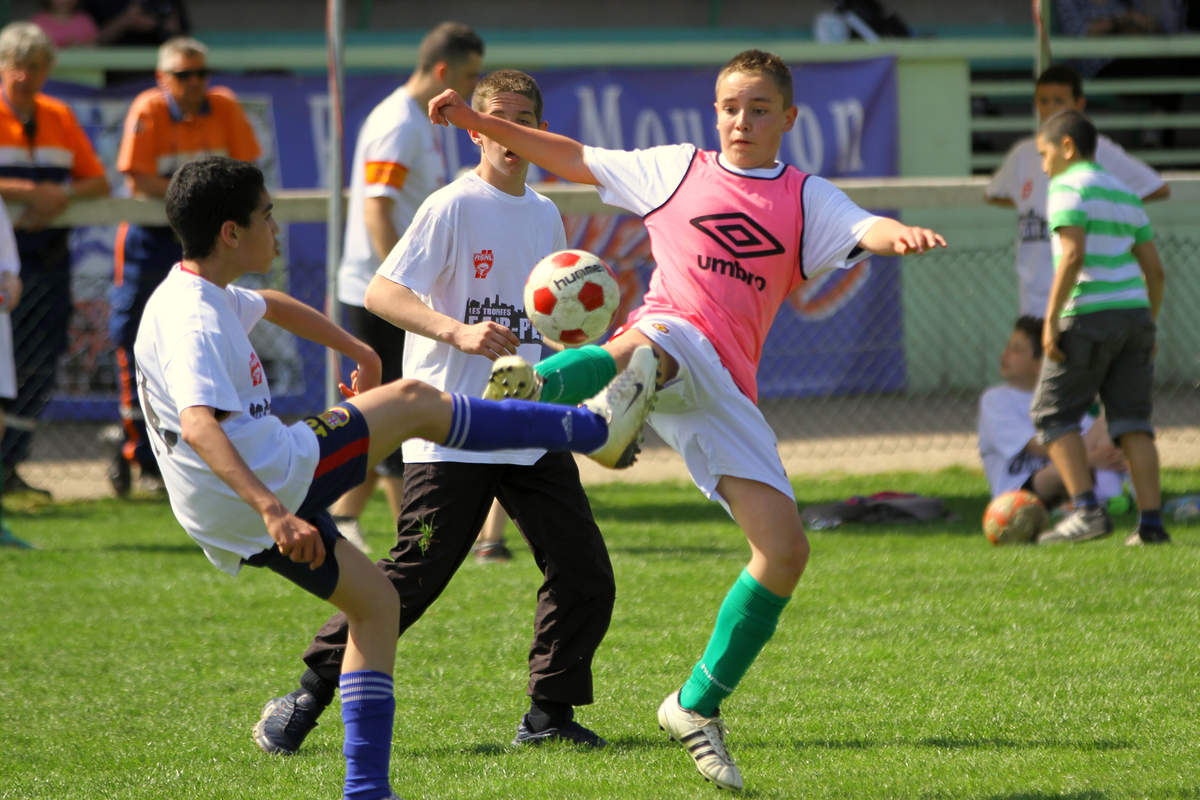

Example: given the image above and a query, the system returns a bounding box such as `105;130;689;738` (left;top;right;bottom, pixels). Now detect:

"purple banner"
45;56;899;419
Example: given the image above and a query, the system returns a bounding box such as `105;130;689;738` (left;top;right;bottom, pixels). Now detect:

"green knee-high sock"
678;568;790;717
534;344;617;405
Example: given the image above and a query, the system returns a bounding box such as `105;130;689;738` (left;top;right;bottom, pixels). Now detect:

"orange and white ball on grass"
982;489;1049;545
524;249;619;346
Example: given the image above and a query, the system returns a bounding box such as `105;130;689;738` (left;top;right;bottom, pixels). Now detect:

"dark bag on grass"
800;491;950;530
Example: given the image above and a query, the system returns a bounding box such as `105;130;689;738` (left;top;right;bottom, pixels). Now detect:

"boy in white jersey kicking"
986;64;1167;317
430;49;947;791
135;157;655;800
253;70;616;757
1030;110;1168;546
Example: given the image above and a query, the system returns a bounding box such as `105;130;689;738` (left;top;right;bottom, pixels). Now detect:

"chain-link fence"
11;179;1199;498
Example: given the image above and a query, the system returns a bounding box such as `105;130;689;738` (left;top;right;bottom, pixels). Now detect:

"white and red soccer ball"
982;489;1049;545
524;249;620;346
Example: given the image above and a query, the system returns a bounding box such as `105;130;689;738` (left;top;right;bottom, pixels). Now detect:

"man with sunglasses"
109;35;260;497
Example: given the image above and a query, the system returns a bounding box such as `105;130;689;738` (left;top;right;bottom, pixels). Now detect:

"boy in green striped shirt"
1032;108;1169;545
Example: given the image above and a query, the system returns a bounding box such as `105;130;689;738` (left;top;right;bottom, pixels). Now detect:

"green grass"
3;467;1200;800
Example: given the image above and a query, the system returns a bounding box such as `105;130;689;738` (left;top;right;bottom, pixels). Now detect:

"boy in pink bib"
432;49;947;791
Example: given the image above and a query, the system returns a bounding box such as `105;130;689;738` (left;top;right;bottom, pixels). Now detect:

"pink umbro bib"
626;149;808;403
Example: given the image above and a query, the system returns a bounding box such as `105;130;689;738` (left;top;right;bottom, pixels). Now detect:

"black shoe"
252;688;325;755
107;453;132;498
1125;527;1171;546
512;713;607;748
4;469;52;500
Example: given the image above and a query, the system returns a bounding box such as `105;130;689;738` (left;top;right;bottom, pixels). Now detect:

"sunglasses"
170;69;211;81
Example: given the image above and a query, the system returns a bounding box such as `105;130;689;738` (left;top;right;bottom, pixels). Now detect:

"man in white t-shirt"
0;201;29;548
255;69;615;757
978;315;1125;505
136;157;655;798
330;21;484;549
431;49;948;791
986;65;1167;315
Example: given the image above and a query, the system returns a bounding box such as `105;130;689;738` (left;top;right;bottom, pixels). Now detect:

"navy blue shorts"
242;402;371;600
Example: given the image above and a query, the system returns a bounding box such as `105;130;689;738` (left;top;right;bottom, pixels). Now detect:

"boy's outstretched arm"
858;217;948;256
429;89;599;186
258;289;382;392
180;405;327;567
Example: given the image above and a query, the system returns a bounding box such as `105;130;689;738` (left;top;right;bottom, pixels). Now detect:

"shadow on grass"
983;793;1107;800
593;502;729;525
105;543;201;554
794;736;1133;751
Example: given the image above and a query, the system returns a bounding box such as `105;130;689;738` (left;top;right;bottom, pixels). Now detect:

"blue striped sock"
444;393;605;453
340;670;394;800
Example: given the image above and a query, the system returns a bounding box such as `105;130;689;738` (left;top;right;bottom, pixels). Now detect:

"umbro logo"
689;213;784;259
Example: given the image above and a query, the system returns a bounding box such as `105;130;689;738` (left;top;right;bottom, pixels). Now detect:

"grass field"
3;467;1200;800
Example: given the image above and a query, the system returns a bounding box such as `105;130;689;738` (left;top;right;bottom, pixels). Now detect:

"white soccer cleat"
657;691;744;791
483;355;543;401
581;345;656;469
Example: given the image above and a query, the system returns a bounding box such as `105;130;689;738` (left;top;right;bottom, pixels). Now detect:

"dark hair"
416;21;484;75
1039;108;1097;159
471;69;543;122
716;49;793;109
165;156;265;259
1036;64;1083;100
1014;315;1044;360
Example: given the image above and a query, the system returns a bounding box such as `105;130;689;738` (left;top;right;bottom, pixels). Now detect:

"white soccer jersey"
134;266;319;575
986;135;1163;316
0;201;18;399
338;87;448;306
977;383;1122;500
376;171;567;465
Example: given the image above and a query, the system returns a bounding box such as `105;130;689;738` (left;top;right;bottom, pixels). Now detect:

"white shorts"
632;314;793;515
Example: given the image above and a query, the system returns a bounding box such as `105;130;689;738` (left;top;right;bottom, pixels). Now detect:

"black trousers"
302;451;615;706
2;260;71;471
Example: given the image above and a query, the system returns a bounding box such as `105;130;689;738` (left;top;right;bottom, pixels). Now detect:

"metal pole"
1035;0;1053;76
325;0;345;409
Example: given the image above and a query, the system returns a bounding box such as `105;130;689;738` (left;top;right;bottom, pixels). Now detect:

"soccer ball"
524;249;620;346
982;489;1049;545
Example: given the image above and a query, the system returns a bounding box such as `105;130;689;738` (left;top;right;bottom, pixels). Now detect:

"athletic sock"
527;699;572;731
301;667;337;707
1072;490;1100;510
679;568;790;718
1138;509;1164;531
534;345;618;405
340;670;395;800
444;393;606;453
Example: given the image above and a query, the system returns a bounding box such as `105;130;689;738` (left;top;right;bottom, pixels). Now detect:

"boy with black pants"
254;70;622;756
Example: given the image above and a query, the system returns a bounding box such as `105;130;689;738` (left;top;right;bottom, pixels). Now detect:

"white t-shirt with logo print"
134;266;320;575
986;135;1163;316
375;170;567;465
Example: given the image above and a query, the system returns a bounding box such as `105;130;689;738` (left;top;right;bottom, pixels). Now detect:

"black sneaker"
512;713;607;748
252;688;324;755
473;541;513;563
107;453;132;498
1125;527;1172;546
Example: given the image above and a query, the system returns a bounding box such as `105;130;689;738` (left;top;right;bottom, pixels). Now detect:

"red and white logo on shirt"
1021;179;1033;201
473;249;494;278
249;352;263;386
